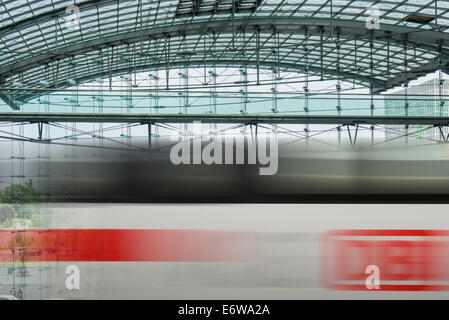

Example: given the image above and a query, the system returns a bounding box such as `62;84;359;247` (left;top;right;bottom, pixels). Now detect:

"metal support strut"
346;124;359;148
438;125;449;141
38;122;43;141
148;122;153;150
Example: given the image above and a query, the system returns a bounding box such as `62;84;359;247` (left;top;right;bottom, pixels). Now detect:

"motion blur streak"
6;204;449;299
14;138;449;203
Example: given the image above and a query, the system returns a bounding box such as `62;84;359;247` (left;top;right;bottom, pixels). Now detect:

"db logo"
321;230;449;291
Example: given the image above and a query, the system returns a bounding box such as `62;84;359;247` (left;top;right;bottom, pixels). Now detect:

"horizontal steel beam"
1;112;449;126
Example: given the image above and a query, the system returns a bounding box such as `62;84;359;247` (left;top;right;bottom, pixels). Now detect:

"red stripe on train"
0;229;253;262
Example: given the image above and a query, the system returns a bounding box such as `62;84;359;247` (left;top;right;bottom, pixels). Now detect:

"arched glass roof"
1;0;449;108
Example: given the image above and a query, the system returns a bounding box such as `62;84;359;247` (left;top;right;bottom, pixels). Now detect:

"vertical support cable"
109;46;113;90
336;29;341;145
239;27;248;115
320;27;324;80
404;35;409;143
353;38;356;87
149;44;160;144
270;27;278;115
203;31;207;85
435;0;438;30
387;33;390;75
438;40;444;117
256;27;260;85
330;0;334;40
370;31;375;143
370;31;374;115
336;29;341;116
232;0;235;50
209;29;217;133
304;27;310;139
165;34;170;90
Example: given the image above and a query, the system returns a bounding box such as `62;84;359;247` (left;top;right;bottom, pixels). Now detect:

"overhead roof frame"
1;0;449;108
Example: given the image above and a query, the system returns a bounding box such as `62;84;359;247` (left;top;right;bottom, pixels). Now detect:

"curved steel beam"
20;59;385;93
2;59;384;109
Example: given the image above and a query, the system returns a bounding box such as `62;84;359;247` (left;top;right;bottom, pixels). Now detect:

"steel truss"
2;15;449;106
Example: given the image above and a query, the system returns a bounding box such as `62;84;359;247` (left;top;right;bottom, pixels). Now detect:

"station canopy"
1;0;449;108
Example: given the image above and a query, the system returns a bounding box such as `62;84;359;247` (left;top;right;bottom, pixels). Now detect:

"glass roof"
1;0;449;108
